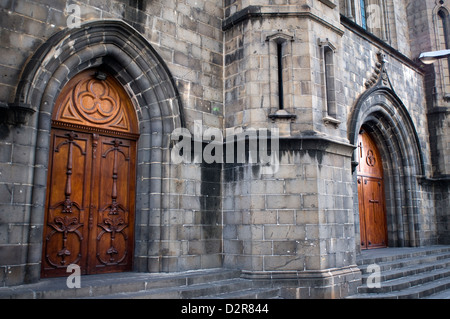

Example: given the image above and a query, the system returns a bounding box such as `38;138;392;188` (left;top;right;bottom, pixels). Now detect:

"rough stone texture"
0;0;224;285
223;138;356;272
0;0;449;299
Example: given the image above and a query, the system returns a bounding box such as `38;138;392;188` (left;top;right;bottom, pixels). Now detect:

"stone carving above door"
52;70;138;138
365;51;391;89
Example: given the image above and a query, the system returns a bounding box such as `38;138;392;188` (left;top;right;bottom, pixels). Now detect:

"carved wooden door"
41;70;139;277
357;129;387;250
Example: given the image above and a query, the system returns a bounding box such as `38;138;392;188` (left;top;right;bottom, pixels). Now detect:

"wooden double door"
357;129;388;250
41;70;139;277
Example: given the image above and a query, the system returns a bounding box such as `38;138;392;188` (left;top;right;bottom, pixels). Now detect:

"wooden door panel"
42;69;139;278
357;177;368;249
90;137;135;273
42;130;91;276
42;132;137;276
357;131;383;178
357;129;387;250
363;177;387;248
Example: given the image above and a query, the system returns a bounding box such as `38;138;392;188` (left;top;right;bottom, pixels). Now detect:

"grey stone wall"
0;0;224;128
221;1;362;297
0;0;224;286
405;0;450;179
0;0;448;299
338;9;449;248
222;137;359;298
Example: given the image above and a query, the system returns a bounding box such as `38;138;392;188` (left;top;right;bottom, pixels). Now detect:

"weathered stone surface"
0;0;448;299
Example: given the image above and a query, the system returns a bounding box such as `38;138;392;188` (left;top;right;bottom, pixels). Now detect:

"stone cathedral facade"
0;0;449;298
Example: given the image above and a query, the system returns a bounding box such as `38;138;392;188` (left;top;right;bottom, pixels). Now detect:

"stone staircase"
0;268;280;299
3;246;450;299
347;246;450;299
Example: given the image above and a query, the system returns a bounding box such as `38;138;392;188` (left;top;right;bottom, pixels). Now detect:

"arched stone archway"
348;55;426;250
13;20;185;283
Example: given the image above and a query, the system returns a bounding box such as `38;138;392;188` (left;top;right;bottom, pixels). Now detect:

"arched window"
438;9;450;95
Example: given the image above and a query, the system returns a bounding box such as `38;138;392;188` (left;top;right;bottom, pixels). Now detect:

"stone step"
356;246;450;266
424;287;450;299
0;267;281;299
357;266;450;294
359;251;450;273
87;278;255;299
0;268;241;299
199;287;281;299
348;246;450;299
359;256;450;285
348;275;450;299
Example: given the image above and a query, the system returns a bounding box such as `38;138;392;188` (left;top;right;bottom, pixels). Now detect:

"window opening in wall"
319;39;340;126
266;32;296;121
324;46;336;118
277;40;284;110
361;0;367;30
438;9;450;95
359;0;388;41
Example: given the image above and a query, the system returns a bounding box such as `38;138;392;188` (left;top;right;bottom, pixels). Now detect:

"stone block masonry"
0;0;448;300
0;0;225;286
222;136;359;298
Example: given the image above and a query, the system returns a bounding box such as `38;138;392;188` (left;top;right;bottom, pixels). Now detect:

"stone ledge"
268;109;297;122
318;0;337;9
223;5;344;35
241;265;361;281
323;115;341;127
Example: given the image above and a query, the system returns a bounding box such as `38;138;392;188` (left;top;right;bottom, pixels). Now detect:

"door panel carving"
90;137;135;273
42;70;138;277
42;130;91;275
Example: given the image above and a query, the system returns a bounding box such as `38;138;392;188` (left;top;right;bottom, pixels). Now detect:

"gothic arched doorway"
357;127;388;249
41;69;139;277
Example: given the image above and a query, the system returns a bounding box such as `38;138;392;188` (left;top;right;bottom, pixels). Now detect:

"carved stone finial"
365;51;390;89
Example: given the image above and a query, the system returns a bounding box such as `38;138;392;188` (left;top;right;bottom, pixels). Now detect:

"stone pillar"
222;0;362;298
222;137;361;298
